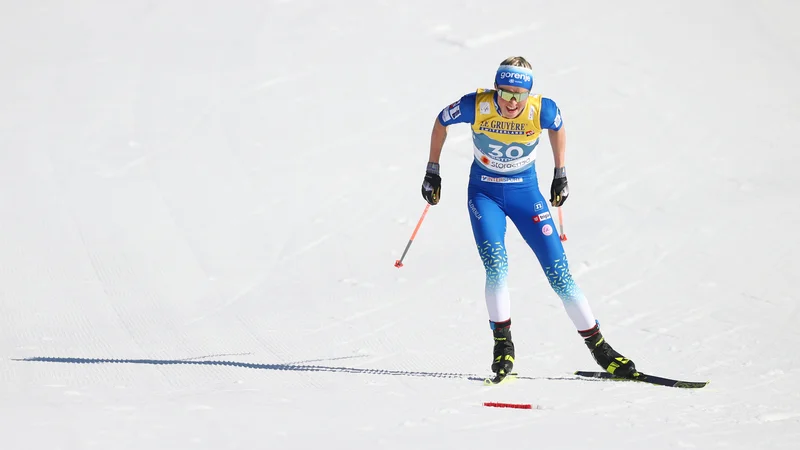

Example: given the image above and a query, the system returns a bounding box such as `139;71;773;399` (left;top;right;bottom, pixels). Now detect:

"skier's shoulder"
539;96;563;130
438;92;479;125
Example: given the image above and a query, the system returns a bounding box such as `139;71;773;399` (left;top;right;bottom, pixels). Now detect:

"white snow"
1;0;799;448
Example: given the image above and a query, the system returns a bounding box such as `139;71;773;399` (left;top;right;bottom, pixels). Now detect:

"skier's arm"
541;97;569;206
422;93;476;205
428;93;477;164
548;126;566;168
428;119;447;164
540;97;565;169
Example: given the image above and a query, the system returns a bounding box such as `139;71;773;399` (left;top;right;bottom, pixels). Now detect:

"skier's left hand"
550;167;569;207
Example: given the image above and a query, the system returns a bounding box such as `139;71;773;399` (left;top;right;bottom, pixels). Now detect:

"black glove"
421;162;441;205
550;167;569;207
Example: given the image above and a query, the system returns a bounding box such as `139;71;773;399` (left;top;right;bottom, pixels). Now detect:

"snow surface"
2;0;800;448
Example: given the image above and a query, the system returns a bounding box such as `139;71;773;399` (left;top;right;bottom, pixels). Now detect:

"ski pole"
394;204;430;268
557;207;568;242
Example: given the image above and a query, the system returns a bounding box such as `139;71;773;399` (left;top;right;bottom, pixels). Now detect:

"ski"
483;371;518;386
574;371;709;389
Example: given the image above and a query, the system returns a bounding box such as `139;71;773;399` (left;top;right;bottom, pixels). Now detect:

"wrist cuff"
426;162;440;175
554;167;566;178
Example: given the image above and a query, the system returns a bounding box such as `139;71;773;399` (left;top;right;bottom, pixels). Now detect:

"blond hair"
499;56;532;70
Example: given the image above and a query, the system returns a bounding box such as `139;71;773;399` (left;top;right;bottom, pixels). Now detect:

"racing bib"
470;89;543;175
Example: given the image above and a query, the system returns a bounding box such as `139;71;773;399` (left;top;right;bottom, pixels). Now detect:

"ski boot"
580;323;637;378
491;319;515;378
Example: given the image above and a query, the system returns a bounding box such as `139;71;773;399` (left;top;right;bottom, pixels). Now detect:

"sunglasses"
497;89;529;102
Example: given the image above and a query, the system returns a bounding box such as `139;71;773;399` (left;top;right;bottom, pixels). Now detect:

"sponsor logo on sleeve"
534;202;544;211
442;108;451;122
450;104;461;119
542;224;553;236
553;109;562;128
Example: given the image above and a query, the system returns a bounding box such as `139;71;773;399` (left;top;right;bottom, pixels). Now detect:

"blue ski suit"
438;89;595;330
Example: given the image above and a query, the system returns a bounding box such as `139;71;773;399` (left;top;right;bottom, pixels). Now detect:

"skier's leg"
505;186;596;330
505;184;636;376
467;185;515;374
466;189;510;323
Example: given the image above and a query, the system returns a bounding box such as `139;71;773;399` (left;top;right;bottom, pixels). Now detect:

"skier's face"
496;85;529;119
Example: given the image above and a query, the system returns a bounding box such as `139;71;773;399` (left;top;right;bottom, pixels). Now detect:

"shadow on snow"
13;356;582;383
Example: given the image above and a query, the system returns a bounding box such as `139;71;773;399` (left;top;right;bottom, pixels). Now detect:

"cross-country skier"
421;56;636;380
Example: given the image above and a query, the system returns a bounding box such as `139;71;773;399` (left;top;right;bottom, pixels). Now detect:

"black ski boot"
580;323;637;378
491;319;515;376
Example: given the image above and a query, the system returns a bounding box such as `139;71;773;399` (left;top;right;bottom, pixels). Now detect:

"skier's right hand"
421;162;441;205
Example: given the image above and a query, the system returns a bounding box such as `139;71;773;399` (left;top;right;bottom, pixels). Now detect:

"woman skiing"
421;56;636;381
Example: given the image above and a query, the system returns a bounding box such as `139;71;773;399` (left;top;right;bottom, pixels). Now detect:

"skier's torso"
437;88;563;185
469;89;543;176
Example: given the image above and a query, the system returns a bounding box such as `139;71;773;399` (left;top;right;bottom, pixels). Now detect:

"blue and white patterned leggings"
467;165;596;331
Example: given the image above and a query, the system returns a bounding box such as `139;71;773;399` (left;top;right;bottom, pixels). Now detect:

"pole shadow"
13;356;583;383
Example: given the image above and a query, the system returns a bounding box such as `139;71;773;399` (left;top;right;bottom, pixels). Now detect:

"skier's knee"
545;264;576;298
477;241;508;278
